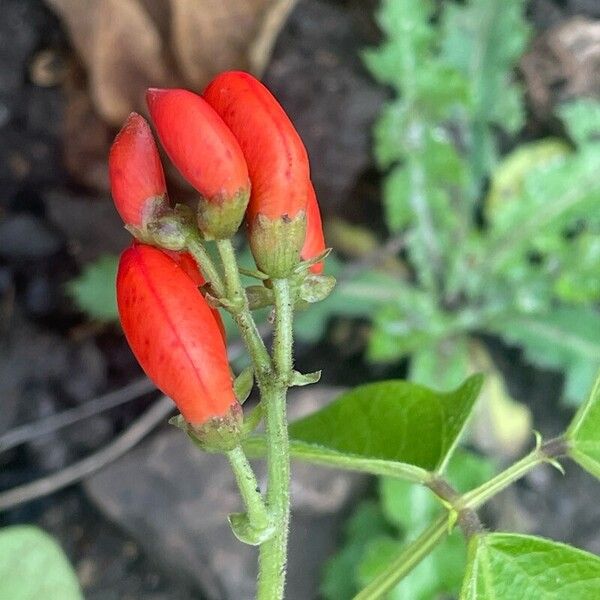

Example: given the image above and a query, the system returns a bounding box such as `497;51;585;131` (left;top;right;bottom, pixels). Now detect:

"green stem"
216;239;272;379
187;235;225;298
227;446;270;531
461;434;569;511
353;514;449;600
242;437;431;483
257;279;294;600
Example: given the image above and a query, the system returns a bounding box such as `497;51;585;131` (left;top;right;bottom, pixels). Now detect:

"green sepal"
298;274;336;304
228;512;275;546
289;370;322;387
197;188;250;240
246;285;274;310
234;366;255;404
170;404;244;453
293;247;332;274
249;211;307;278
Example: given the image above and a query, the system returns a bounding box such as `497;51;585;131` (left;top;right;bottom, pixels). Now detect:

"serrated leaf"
567;371;600;480
0;526;82;599
490;308;600;405
66;254;119;321
288;375;483;474
460;533;600;599
441;0;529;189
487;146;600;270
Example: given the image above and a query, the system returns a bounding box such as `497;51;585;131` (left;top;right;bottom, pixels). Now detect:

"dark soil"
0;0;599;598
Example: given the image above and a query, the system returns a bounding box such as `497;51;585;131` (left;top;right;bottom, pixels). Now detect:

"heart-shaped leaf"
0;526;82;599
566;371;600;479
288;375;483;475
460;533;600;599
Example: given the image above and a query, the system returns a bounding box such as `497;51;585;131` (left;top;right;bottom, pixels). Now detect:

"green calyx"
249;211;307;278
171;402;244;453
197;188;250;240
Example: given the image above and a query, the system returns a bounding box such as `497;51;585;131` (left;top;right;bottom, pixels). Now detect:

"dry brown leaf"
46;0;297;125
169;0;297;87
47;0;174;124
45;0;297;188
521;17;600;120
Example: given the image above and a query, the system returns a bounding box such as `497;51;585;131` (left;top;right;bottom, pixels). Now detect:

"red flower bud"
117;244;237;427
160;249;226;340
146;88;250;239
203;71;311;276
301;182;326;274
109;112;168;228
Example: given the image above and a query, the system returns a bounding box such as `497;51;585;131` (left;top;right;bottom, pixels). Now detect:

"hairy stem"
187;235;225;298
216;239;272;379
257;279;294;600
227;446;270;532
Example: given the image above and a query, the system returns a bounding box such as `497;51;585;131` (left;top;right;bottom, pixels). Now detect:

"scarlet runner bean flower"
146;88;251;240
117;244;240;437
109;112;168;231
203;71;311;277
161;249;226;340
301;182;326;274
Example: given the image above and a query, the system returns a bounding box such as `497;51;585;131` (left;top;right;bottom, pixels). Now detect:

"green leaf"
553;231;600;304
460;533;600;599
409;336;471;392
441;0;530;189
367;289;451;364
490;308;600;405
0;526;82;599
65;254;119;321
294;255;406;343
560;99;600;147
487;145;600;271
485;138;571;219
288;375;483;474
321;501;392;600
567;371;600;479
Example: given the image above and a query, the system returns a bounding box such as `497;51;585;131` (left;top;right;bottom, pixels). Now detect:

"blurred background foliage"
6;0;597;596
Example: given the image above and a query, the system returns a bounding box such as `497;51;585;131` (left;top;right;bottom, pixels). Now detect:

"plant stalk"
227;446;270;531
187;235;226;298
256;278;294;600
216;240;272;379
353;514;449;600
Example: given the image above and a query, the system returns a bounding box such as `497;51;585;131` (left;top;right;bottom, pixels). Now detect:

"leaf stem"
353;514;449;600
242;437;431;483
226;446;270;532
460;437;566;510
215;239;272;379
256;278;294;600
187;235;225;298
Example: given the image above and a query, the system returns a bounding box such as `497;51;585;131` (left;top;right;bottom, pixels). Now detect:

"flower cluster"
109;71;326;437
